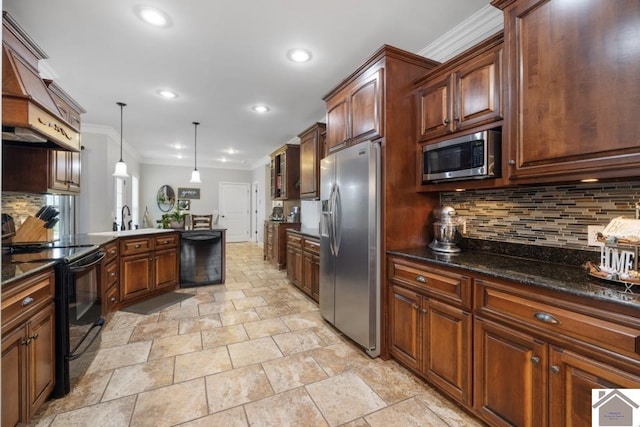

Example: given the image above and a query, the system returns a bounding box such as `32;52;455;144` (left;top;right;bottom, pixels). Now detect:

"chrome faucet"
121;205;131;230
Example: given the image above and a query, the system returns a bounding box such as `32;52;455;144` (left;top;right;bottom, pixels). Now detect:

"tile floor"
33;242;484;427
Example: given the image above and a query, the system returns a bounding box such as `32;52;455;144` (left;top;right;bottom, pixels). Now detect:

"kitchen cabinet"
2;145;81;194
101;241;120;315
474;276;640;426
270;144;300;200
492;0;640;184
325;67;383;153
1;268;55;427
298;122;326;200
416;33;503;143
47;81;84;132
387;256;472;405
119;233;179;304
264;221;300;270
286;231;319;302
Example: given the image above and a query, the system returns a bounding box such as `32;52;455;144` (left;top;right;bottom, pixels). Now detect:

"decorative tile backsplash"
2;193;47;227
441;181;640;252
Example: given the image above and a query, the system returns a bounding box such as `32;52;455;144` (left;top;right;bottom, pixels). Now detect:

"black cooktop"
5;243;100;263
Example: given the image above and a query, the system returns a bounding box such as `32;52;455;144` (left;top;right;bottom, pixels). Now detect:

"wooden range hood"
2;12;80;152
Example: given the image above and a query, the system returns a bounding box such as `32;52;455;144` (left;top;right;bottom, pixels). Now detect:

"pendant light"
112;102;129;178
190;121;201;183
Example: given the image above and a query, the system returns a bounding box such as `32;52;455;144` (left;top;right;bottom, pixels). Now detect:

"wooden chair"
191;214;213;230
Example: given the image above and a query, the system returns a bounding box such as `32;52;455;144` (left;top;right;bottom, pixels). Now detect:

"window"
132;175;139;229
115;177;125;230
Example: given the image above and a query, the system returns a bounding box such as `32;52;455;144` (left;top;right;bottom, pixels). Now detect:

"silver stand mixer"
429;206;466;253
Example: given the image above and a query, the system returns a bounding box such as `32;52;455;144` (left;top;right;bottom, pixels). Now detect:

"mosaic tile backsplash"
440;181;640;252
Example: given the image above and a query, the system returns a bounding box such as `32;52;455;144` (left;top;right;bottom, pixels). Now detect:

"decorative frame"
177;187;200;199
178;199;191;210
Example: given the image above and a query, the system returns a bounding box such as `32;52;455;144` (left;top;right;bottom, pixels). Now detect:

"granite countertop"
288;228;320;239
388;246;640;309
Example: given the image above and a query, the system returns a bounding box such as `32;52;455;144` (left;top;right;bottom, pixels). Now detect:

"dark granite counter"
1;258;57;287
388;246;640;310
288;228;320;239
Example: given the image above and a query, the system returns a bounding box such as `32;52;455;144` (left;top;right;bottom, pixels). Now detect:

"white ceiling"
4;0;493;170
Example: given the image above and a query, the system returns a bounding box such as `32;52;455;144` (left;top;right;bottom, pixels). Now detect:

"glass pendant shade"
113;102;130;177
190;121;201;183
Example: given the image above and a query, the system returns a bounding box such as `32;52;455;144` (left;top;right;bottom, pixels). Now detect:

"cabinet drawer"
120;237;152;255
103;241;118;263
388;257;472;309
477;281;640;358
287;233;302;247
105;284;120;312
2;270;54;331
303;238;319;254
154;234;177;249
105;261;119;287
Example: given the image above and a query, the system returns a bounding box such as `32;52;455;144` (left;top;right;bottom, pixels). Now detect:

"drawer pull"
412;303;420;311
420;307;427;314
550;365;560;374
30;333;39;341
530;356;540;365
110;272;116;277
415;275;427;284
110;250;116;255
110;296;117;303
21;297;35;307
135;244;141;248
21;338;31;346
533;312;559;324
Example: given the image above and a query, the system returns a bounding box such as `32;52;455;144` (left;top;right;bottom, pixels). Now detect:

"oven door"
54;250;106;397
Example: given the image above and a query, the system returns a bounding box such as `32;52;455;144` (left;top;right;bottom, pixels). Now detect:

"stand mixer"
429;206;466;253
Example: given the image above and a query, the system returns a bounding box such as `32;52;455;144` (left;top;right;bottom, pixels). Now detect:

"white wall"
251;163;271;243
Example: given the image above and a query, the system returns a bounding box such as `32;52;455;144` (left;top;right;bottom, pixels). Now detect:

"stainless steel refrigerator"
319;141;380;357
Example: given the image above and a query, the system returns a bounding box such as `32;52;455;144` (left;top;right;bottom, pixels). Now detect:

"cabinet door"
389;284;421;370
154;249;178;289
349;68;383;145
121;253;153;300
28;303;55;415
326;89;349;153
548;348;640;427
418;74;453;142
455;46;502;131
67;151;81;192
2;325;28;427
286;244;298;285
49;150;69;192
503;0;640;182
299;131;319;199
474;318;547;427
310;254;320;302
423;299;472;404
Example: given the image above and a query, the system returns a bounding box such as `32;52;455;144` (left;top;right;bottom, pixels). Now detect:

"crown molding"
82;123;141;162
418;5;504;63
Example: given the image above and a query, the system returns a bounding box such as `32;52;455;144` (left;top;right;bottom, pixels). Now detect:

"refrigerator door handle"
333;184;342;256
328;184;337;256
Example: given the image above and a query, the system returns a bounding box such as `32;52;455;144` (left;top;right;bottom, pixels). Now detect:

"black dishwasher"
180;230;225;287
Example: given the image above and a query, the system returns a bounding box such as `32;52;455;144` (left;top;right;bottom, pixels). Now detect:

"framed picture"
178;199;191;210
177;187;200;199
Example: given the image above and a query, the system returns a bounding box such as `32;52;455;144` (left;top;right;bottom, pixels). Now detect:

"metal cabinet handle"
415;275;427;284
420;308;427;314
135;244;141;248
533;312;559;324
21;297;34;307
508;159;516;166
412;303;420;311
110;250;116;255
110;272;116;277
21;338;31;346
30;333;39;341
550;365;560;374
110;296;117;303
531;356;540;365
453;116;460;122
443;118;450;125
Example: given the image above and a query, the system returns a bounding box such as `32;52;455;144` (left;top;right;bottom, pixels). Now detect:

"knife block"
13;216;54;243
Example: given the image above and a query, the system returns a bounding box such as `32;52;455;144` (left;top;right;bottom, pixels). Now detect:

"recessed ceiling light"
135;5;171;27
581;178;599;183
170;143;185;150
176;154;183;159
157;89;178;99
252;105;270;113
224;148;236;155
287;48;312;63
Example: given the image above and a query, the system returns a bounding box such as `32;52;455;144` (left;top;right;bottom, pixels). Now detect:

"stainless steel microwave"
422;130;501;183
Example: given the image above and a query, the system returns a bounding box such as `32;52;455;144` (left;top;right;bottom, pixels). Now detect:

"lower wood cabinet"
1;269;55;427
265;221;300;270
286;231;319;303
101;241;120;315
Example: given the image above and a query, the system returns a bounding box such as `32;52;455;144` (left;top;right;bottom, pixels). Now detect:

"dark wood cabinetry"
493;0;640;184
416;33;503;143
119;233;178;305
2;145;81;194
270;144;300;200
1;269;55;427
298;123;326;200
286;231;319;302
264;221;300;270
101;241;120;315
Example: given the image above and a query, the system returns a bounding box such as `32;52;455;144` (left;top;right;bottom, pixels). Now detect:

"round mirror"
157;185;175;212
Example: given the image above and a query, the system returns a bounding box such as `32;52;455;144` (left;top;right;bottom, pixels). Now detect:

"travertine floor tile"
243;317;290;339
157;304;200;321
253;303;297;319
356;359;428;404
272;329;325;355
102;357;175;401
227;336;283;367
99;327;133;348
198;300;236;315
179;313;222;334
128;319;179;342
415;389;485;426
213;290;246;301
179;406;248;427
103;311;158;332
244;387;328;427
49;395;136;427
130;378;208;427
86;341;152;374
232;295;268;310
306;372;386;426
201;324;248;348
262;352;328;393
148;331;202;360
205;364;273;413
281;311;326;331
364;397;448;427
311;342;370;376
174;346;232;383
219;308;261;325
39;370;112;415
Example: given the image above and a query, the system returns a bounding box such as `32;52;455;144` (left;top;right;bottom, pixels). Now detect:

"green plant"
170;207;184;222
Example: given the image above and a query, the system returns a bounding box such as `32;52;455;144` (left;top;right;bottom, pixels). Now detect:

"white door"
219;182;250;242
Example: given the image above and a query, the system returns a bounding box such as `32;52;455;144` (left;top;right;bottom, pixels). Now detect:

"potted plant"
169;207;185;229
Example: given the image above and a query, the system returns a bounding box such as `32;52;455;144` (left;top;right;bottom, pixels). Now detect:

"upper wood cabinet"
493;0;640;184
416;33;503;143
298;122;326;200
270;144;300;200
